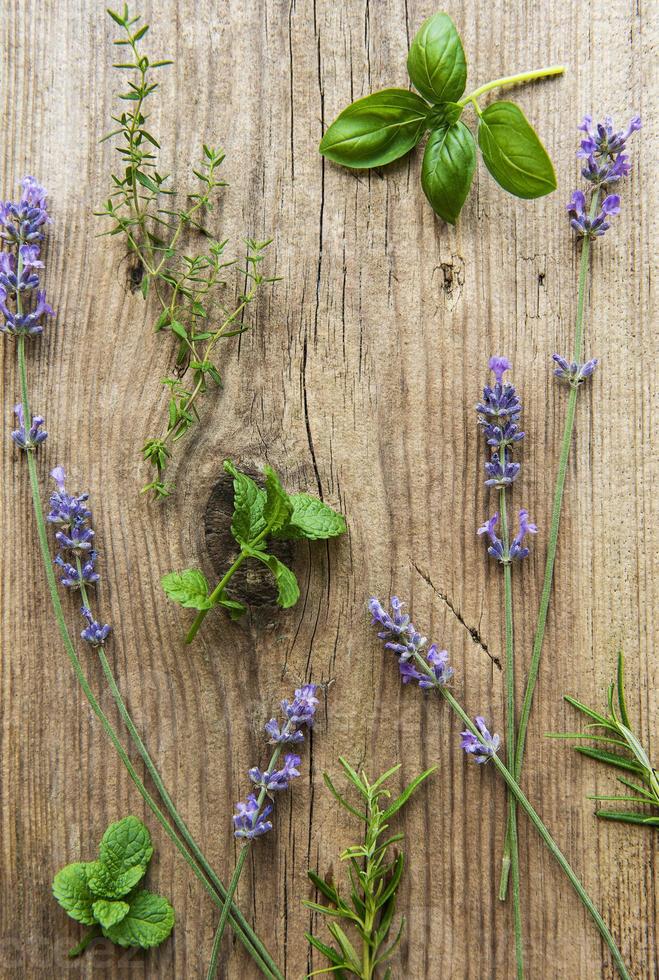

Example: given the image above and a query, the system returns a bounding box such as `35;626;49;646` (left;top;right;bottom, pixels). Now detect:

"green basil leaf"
223;460;267;544
477;101;556;199
52;863;97;926
407;13;467;104
428;101;464;127
161;569;213;610
421;122;476;223
320;89;429;169
273;493;347;541
102;890;175;949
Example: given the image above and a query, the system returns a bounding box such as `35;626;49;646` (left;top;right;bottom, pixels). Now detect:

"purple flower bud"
552;353;599;386
10;402;47;450
370;597;453;691
460;717;500;763
80;607;111;647
233;795;274;840
488;356;511;383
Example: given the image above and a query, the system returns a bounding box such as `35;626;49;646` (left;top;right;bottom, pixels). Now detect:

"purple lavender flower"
369;597;453;690
484;453;520;488
0;177;54;337
281;684;319;727
476;358;524;453
233;795;274;840
11;403;47;450
577;115;641;187
80;607;111;647
478;510;537;564
47;467;92;526
0;176;50;244
508;510;538;561
55;523;95;555
54;552;100;588
234;684;320;840
369;595;428;661
249;754;301;792
552;354;598;386
460;717;500;764
567;190;620;239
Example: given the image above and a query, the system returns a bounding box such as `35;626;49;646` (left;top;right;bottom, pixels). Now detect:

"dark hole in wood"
204;465;295;608
129;261;144;292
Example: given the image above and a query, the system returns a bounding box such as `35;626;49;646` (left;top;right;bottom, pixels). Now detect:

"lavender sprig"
501;113;641;903
2;175;283;977
206;685;320;978
369;598;631;980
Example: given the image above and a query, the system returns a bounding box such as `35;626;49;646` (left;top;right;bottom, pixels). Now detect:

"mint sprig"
162;459;347;642
53;816;175;958
320;11;564;223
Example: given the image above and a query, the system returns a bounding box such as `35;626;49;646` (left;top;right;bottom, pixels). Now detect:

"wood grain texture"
1;0;656;977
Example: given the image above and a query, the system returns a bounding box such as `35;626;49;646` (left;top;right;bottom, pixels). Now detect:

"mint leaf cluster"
53;816;174;956
320;12;561;223
162;460;347;642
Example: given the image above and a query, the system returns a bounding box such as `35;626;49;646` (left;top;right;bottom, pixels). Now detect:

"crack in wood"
410;561;501;670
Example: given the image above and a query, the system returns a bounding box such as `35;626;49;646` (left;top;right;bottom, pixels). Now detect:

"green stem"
409;648;630;980
206;735;287;977
459;65;565;106
16;339;281;980
497;479;523;978
67;926;101;958
186;551;248;642
206;846;251;980
500;189;602;899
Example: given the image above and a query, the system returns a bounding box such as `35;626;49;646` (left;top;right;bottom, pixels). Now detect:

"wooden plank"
0;0;655;977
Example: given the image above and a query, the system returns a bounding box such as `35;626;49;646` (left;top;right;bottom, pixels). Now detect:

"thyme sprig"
548;653;659;827
98;6;278;498
305;760;435;979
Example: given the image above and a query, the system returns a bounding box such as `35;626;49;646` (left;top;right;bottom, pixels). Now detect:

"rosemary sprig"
547;652;659;827
97;6;278;498
305;760;435;979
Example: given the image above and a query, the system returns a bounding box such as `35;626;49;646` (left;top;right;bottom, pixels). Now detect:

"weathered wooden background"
1;0;656;977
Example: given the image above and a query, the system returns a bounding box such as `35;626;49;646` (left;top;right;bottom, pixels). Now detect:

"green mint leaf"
103;890;175;949
87;861;146;899
263;466;294;534
52;863;97;926
215;592;248;620
273;493;347;541
421;122;476;223
407;13;467;104
98;816;154;880
162;569;213;610
92;899;130;930
319;89;429;169
224;460;267;544
248;551;300;608
477;101;556;199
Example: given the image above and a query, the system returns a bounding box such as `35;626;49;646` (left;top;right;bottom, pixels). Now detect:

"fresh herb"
369;598;632;980
162;460;346;642
320;12;564;223
498;112;641;901
53;816;174;958
3;176;282;978
98;7;278;498
206;685;322;979
305;760;435;979
547;653;658;827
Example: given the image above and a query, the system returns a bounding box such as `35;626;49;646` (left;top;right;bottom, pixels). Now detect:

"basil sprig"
319;12;564;224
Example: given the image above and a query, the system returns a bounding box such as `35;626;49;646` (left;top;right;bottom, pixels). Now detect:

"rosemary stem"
460;65;565;106
500;189;601;899
16;339;281;980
